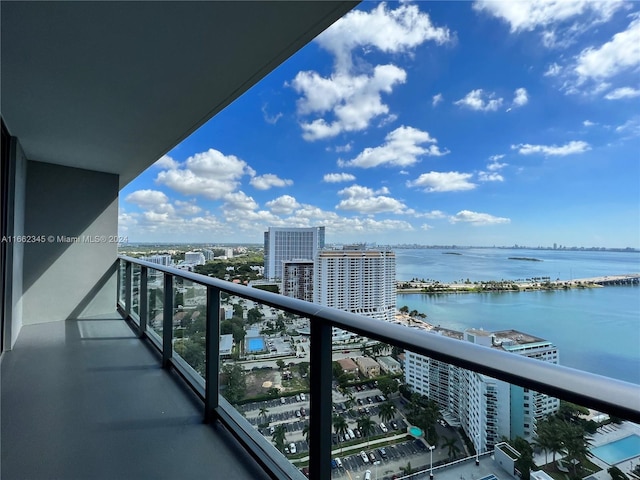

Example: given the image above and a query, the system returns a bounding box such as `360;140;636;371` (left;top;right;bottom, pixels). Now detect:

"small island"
508;257;542;262
443;252;462;256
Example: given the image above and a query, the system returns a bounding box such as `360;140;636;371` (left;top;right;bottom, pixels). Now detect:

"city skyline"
119;1;640;248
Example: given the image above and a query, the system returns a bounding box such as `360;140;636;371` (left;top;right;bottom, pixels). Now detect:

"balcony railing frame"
117;255;640;480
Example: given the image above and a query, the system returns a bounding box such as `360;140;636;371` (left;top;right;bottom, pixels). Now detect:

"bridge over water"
564;274;640;286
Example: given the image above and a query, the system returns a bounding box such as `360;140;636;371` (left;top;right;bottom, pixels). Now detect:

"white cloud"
293;2;452;141
174;200;202;216
249;174;293;190
294;65;407;141
421;224;434;231
432;93;444;106
473;0;625;34
408;171;476;192
153;155;179;169
317;2;452;72
126;189;169;207
455;89;504;112
261;104;283;125
422;210;447;219
511;140;591;156
222;191;259;211
544;63;562;77
489;154;505;162
335;143;353;153
478;171;504;182
338;125;448;168
513;88;529;107
604;86;640;100
615;117;640;137
583;120;596;127
336;185;408;214
574;18;640;84
323;173;357;183
155;148;252;199
449;210;510;226
266;195;301;215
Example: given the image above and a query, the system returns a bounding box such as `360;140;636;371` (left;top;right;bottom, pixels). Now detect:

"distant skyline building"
142;254;173;266
184;251;205;265
263;226;325;280
404;328;559;453
282;260;314;302
314;245;396;323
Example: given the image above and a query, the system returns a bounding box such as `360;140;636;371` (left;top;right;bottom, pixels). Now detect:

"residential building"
263;226;325;281
405;328;559;453
314;246;396;323
336;358;359;376
282;260;314;302
377;356;401;375
185;251;206;266
353;356;381;378
141;254;173;266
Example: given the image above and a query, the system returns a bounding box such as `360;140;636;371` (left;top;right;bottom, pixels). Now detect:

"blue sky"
119;1;640;248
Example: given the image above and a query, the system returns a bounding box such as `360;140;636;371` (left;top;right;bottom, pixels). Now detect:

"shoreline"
397;274;639;294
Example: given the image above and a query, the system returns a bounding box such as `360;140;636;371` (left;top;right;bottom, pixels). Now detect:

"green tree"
399;305;409;313
377;377;398;396
221;364;246;404
357;415;376;448
379;402;396;424
442;437;460;461
247;307;264;324
276;359;285;370
259;406;269;425
232;303;244;318
272;424;287;453
333;414;349;453
513;436;534;480
609;466;629;480
302;422;310;445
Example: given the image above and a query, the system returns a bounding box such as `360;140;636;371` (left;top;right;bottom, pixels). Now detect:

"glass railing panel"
131;263;140;323
331;328;407;479
118;259;126;306
172;278;207;378
220;294;311;474
146;267;164;339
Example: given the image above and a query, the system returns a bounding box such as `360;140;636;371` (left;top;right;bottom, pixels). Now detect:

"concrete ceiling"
1;1;357;188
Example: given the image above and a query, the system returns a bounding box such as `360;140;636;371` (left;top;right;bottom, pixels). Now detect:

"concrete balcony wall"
21;161;118;324
3;136;27;349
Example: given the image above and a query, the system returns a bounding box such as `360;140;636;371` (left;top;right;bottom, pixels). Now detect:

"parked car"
289;443;297;454
360;451;370;463
380;423;388;433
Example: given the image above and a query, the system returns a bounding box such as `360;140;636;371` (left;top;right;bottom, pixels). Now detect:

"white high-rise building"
184;251;205;265
314;246;396;323
405;328;559;453
142;254;173;266
263;226;325;280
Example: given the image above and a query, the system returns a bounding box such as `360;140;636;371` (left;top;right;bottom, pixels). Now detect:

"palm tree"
272;424;287;453
302;422;310;446
442;437;460;461
333;414;349;454
562;423;593;477
533;419;555;466
259;406;269;425
379;401;396;425
357;415;376;448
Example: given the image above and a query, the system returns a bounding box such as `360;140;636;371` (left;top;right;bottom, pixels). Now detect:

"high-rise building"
263;226;325;280
282;260;314;302
184;251;206;265
314;246;396;323
405;328;559;453
142;254;173;266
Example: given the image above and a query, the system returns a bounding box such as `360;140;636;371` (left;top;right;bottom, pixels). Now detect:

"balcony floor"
1;313;271;480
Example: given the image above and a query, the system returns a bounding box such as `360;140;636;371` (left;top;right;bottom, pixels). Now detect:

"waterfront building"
282;260;314;302
313;246;396;323
405;328;559;452
263;226;325;281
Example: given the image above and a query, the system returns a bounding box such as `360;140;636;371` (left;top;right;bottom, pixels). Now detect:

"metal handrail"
118;255;640;480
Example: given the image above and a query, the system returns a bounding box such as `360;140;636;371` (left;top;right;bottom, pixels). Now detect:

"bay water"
395;248;640;385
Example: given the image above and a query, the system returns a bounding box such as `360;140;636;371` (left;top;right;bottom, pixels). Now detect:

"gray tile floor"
1;314;271;480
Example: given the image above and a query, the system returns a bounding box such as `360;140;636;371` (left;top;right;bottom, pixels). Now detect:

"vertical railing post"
117;259;122;306
124;261;132;318
204;285;221;423
162;273;174;368
309;318;332;480
139;266;148;338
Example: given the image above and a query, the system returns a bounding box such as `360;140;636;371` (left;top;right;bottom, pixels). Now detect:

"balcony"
7;257;637;480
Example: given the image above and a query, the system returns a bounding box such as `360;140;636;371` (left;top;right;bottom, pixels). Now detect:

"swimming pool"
591;435;640;465
246;336;266;353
